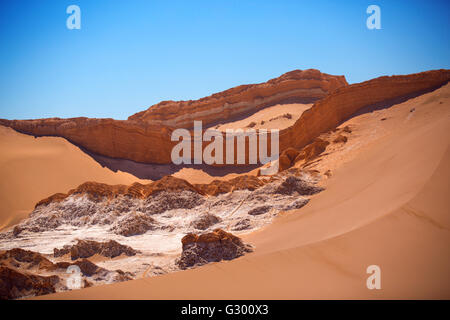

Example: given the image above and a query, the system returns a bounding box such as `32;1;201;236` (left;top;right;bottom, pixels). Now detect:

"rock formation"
0;69;448;169
0;248;54;271
277;69;450;153
110;213;159;236
176;229;253;269
129;69;347;128
0;247;133;299
53;240;138;260
0;69;346;165
190;214;221;230
0;265;59;299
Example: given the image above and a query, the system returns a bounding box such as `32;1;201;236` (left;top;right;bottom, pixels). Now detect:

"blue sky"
0;0;449;120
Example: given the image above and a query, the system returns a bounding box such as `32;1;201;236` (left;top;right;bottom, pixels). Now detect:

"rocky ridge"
0;69;448;167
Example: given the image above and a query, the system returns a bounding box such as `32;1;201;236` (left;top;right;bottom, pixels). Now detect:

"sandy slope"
215;103;311;131
0;126;149;231
37;84;450;299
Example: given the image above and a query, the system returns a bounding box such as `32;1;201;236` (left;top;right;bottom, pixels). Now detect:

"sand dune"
0;126;149;231
36;85;450;299
215;103;311;131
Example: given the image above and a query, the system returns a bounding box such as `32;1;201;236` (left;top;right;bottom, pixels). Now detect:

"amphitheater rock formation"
0;69;448;168
0;69;346;165
129;69;347;128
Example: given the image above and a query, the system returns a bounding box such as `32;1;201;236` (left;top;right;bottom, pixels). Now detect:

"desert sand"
34;84;450;299
215;103;311;131
0;126;148;231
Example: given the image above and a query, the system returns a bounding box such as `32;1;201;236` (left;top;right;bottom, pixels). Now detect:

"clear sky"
0;0;449;120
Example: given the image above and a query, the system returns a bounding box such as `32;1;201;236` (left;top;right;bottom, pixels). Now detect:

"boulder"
176;229;253;269
54;240;138;260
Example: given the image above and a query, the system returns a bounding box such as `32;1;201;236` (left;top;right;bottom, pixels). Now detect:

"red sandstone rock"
35;174;265;207
0;69;448;165
278;69;450;154
129;69;347;128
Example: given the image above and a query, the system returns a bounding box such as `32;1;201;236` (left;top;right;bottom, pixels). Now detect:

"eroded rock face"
278;69;450;155
52;259;105;277
35;176;202;207
129;69;347;128
0;69;447;167
190;214;221;230
4;171;321;243
0;248;54;270
0;171;324;298
0;247;134;299
53;240;138;260
274;176;324;196
248;205;272;216
194;175;264;196
0;266;59;300
176;229;253;269
0;69;345;165
110;213;159;236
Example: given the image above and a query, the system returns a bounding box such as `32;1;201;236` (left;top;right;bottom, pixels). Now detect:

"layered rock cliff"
129;69;347;128
0;69;449;167
278;69;450;151
0;69;345;165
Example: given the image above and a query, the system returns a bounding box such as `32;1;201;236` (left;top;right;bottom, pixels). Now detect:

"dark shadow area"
80;146;260;181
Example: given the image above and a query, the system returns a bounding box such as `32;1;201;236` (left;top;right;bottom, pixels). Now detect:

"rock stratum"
129;69;347;127
0;69;448;167
0;69;345;165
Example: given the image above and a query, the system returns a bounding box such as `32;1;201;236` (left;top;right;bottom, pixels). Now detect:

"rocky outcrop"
0;266;59;299
273;176;324;196
129;69;347;128
194;175;264;196
51;259;106;277
53;240;138;260
0;248;54;270
0;248;105;277
176;229;253;269
35;176;202;207
0;247;133;299
34;175;265;209
0;117;175;164
110;213;159;236
2;171;322;242
248;205;272;216
278;69;450;153
0;69;345;165
0;70;447;167
190;214;221;230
